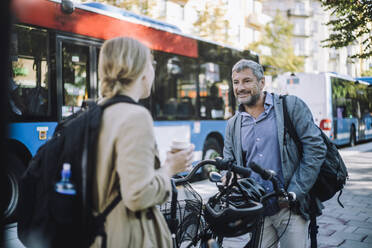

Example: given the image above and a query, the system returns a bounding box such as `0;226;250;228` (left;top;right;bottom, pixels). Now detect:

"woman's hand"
163;144;195;177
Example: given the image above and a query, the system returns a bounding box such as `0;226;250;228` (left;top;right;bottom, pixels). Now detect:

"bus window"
355;83;370;118
10;25;50;119
153;54;197;120
96;48;100;97
199;63;230;120
61;43;90;118
332;77;354;118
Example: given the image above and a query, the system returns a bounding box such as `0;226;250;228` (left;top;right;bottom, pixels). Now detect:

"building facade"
262;0;371;77
155;0;270;49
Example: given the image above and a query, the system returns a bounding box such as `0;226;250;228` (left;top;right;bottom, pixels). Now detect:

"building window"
312;21;318;33
313;61;318;71
313;41;319;53
294;38;305;56
295;2;305;15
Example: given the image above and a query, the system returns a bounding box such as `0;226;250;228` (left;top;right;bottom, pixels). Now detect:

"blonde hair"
98;37;151;98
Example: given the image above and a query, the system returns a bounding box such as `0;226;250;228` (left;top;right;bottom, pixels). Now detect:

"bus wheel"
1;154;25;223
350;126;356;147
202;138;222;179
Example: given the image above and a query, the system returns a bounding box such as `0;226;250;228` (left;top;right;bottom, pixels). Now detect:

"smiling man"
223;59;326;247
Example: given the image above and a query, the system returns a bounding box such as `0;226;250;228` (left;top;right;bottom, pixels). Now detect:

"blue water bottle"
55;163;76;195
53;163;76;234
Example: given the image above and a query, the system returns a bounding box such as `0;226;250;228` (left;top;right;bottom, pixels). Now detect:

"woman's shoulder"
103;102;153;127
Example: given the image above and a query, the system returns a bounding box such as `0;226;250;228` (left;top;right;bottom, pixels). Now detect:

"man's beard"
238;92;260;106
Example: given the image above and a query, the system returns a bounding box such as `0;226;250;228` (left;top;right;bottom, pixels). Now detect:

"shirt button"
259;154;263;157
256;138;260;142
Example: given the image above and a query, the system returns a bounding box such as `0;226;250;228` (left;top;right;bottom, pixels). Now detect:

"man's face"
232;68;264;106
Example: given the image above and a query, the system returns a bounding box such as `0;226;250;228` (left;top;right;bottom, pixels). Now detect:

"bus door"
56;36;101;120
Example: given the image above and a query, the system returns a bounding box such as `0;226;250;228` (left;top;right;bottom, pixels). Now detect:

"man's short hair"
232;59;264;81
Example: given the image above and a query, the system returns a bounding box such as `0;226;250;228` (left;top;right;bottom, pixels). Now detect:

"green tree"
361;67;372;76
321;0;372;59
118;0;158;16
193;0;229;43
248;13;304;75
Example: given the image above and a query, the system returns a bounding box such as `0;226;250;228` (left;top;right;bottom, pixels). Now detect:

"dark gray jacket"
223;93;327;219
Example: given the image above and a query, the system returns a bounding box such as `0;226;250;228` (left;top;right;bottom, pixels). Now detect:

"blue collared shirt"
239;93;284;216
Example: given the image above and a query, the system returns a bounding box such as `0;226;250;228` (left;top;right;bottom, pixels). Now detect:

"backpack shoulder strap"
95;193;122;224
86;95;137;209
91;194;122;248
100;95;139;110
309;212;318;248
282;95;320;247
83;95;137;247
281;95;303;156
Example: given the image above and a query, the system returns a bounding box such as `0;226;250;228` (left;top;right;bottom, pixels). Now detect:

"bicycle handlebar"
173;158;251;186
249;162;296;203
173;158;295;203
250;162;275;180
250;162;285;195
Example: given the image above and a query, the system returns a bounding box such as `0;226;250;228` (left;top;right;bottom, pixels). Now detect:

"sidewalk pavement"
316;149;372;248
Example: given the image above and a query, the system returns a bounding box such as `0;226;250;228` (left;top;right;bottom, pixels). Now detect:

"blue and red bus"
4;0;258;222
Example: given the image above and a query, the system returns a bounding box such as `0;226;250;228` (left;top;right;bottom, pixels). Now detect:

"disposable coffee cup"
170;140;190;153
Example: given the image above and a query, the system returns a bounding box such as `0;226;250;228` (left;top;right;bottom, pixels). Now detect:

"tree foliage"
321;0;372;59
192;0;228;43
248;13;304;75
81;0;229;42
361;67;372;76
80;0;157;17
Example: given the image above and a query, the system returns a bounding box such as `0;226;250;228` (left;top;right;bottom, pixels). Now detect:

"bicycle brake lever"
288;192;296;202
216;183;224;192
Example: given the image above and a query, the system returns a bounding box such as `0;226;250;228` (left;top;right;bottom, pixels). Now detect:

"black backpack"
281;95;348;204
17;95;139;248
281;95;348;248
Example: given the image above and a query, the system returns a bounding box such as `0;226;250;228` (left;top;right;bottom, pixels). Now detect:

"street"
2;141;372;248
315;147;372;248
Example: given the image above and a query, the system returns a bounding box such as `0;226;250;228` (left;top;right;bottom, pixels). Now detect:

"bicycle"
160;158;296;248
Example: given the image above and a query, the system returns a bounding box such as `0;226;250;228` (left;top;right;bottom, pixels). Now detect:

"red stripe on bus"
12;0;198;58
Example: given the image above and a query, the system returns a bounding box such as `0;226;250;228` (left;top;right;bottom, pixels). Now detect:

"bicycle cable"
260;208;292;248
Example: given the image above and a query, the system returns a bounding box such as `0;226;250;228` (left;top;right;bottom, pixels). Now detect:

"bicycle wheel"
160;182;204;247
179;215;205;247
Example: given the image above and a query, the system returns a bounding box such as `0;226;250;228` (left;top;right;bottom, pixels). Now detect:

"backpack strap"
281;95;303;157
82;94;139;208
309;212;318;248
282;95;318;248
83;95;139;248
99;194;122;221
100;95;140;110
337;190;345;208
93;194;122;248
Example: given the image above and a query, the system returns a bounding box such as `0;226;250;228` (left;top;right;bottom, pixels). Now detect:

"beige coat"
91;100;172;248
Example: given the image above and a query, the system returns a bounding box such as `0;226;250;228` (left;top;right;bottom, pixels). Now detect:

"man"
223;59;326;247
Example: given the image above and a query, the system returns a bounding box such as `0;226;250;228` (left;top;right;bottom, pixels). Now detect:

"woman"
91;37;194;247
